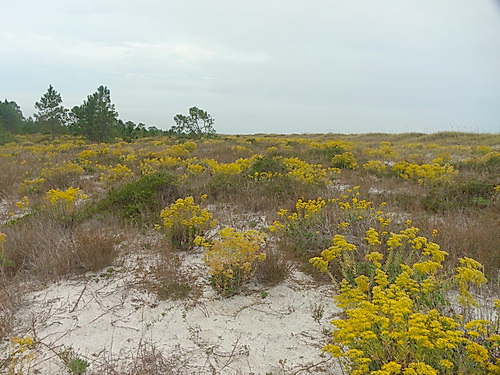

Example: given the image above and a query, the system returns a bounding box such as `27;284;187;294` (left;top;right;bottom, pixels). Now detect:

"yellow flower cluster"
160;196;216;250
364;141;401;160
363;160;387;175
139;156;181;174
201;227;266;296
455;257;488;307
77;149;98;159
310;223;498;374
20;178;46;193
40;161;85;179
295;197;327;215
15;196;30;210
45;187;88;206
167;142;196;157
332;152;358;170
204;158;252;175
283;157;328;183
4;336;36;374
392;161;458;184
309;139;354;152
99;163;134;185
186;163;205;175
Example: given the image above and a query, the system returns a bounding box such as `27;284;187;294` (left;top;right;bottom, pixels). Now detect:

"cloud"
2;0;499;133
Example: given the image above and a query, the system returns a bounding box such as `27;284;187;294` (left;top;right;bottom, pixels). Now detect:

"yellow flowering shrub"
167;143;195;158
45;187;88;214
462;151;500;172
270;187;386;257
40;161;85;179
139;156;184;175
310;225;499;374
160;196;217;250
283;157;328;184
20;177;46;194
77;149;98;159
391;161;457;184
99;163;135;185
15;196;30;210
332;152;358;170
364;141;401;160
199;227;266;296
186;162;205;175
363;160;387;176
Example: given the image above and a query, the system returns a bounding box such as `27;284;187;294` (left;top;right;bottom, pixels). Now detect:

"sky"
1;0;500;134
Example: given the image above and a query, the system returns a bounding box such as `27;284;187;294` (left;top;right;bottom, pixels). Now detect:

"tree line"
0;85;216;143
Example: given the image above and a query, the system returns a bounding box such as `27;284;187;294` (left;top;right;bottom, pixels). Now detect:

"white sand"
7;249;344;375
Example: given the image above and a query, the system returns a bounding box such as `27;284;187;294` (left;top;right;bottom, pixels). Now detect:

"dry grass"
3;215;75;282
255;247;294;287
90;341;177;375
134;238;197;301
71;217;121;272
0;278;17;340
0;158;28;198
2;214;122;282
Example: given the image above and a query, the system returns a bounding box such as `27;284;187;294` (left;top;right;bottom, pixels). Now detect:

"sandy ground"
5;247;344;375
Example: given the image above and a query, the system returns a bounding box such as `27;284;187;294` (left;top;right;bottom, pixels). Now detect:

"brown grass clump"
71;218;120;272
2;215;121;282
135;238;195;301
89;341;177;375
0;280;16;340
254;247;294;287
2;215;75;282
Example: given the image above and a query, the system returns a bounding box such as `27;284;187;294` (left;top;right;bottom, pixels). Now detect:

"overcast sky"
2;0;499;134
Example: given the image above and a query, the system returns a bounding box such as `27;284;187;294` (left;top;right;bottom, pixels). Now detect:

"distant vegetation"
0;85;216;143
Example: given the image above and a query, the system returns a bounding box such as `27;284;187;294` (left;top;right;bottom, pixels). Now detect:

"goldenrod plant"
310;225;499;374
197;227;266;296
160;195;216;250
391;161;457;184
45;187;88;215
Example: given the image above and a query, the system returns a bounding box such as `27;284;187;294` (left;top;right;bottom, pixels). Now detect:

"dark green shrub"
247;155;286;175
91;171;179;223
423;180;497;212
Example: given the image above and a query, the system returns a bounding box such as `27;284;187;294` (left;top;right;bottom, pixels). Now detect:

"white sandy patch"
7;251;343;375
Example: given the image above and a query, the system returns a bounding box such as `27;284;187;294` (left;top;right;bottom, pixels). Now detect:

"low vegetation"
0;131;498;374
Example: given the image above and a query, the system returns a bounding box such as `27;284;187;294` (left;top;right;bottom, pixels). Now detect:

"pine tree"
34;85;68;134
72;85;118;142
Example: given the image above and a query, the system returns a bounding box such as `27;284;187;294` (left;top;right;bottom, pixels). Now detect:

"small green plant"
247;155;287;175
155;281;192;301
58;346;90;374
